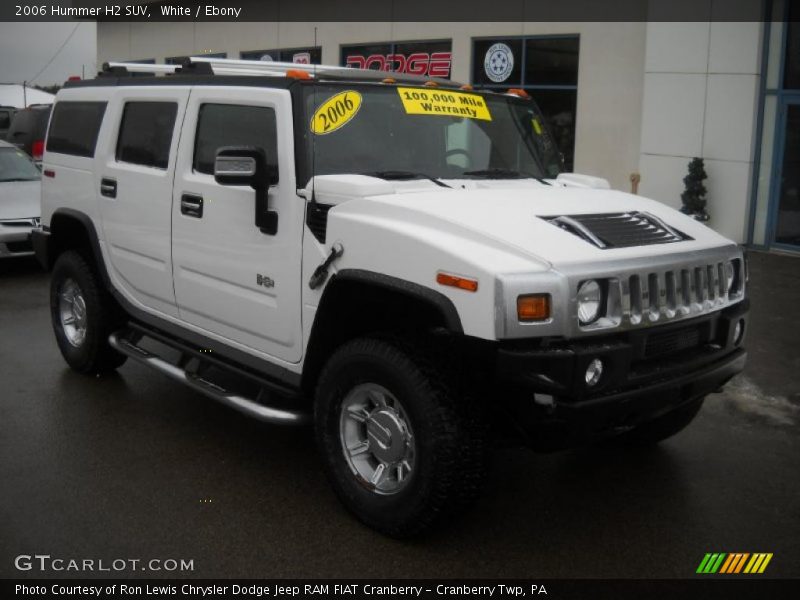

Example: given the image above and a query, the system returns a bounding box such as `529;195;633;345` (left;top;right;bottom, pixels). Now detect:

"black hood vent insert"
542;212;692;249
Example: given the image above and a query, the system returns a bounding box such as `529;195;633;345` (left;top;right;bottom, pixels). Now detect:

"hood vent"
542;212;692;249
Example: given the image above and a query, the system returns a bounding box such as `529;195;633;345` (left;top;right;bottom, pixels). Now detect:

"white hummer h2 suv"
34;58;748;537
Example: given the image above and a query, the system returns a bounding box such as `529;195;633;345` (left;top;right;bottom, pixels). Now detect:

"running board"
108;329;309;426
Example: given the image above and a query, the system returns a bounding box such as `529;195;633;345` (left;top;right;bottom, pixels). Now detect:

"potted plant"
680;157;710;222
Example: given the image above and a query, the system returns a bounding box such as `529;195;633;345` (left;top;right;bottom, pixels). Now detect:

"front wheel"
50;250;127;375
314;337;487;538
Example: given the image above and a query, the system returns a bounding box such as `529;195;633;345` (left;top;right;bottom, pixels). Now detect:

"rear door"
97;88;189;317
171;86;304;363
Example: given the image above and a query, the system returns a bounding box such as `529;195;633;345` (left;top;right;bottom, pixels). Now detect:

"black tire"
612;397;705;446
314;337;487;538
50;250;127;375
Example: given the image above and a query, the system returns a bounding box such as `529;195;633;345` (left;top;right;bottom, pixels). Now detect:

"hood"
0;180;41;221
313;176;735;269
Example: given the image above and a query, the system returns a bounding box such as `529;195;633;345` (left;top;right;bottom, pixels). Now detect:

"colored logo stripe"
719;553;749;573
697;553;773;574
697;553;726;573
744;553;773;574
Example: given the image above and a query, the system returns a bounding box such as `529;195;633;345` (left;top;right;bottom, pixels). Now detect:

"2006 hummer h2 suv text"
33;58;748;537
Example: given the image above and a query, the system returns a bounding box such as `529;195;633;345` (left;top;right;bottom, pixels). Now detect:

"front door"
171;87;304;363
771;98;800;249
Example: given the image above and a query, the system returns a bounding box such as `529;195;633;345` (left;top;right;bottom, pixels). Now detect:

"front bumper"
495;300;748;448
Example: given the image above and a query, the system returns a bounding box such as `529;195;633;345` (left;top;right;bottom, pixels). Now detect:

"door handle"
100;177;117;198
180;193;203;218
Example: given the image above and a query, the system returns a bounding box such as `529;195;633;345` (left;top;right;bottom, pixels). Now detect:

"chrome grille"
543;212;692;249
619;259;742;327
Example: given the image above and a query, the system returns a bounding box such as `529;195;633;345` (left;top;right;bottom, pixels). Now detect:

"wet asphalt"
0;251;798;579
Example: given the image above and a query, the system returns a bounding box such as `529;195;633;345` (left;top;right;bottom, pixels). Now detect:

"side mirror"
213;146;279;235
214;146;278;187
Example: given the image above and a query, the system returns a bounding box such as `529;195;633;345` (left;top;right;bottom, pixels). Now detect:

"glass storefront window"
775;103;800;245
753;96;778;246
472;38;523;87
240;47;321;64
783;0;800;89
340;40;452;78
524;38;579;86
471;35;580;171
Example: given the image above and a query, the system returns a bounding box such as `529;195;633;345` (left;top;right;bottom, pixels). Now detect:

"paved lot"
1;252;798;579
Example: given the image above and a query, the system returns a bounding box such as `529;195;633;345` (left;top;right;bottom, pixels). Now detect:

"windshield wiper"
462;168;550;185
364;170;452;188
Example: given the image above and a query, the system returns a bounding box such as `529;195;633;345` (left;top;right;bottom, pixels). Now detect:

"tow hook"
309;242;344;289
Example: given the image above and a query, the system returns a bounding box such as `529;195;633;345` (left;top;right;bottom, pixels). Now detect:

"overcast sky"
0;22;96;86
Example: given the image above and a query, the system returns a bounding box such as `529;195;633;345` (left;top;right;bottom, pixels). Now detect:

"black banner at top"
2;0;772;22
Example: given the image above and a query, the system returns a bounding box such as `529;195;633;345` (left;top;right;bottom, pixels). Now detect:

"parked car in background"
0;105;16;140
6;104;51;164
0;140;41;258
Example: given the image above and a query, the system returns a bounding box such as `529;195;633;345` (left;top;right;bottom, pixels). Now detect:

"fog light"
585;358;603;387
733;319;745;345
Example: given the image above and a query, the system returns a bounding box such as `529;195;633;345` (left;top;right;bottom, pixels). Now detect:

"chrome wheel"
339;383;416;495
58;278;88;347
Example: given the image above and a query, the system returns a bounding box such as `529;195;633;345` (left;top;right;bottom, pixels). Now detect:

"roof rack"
103;62;179;76
97;57;463;87
102;57;347;79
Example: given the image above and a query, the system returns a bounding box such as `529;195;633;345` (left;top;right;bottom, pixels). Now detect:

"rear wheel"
50;250;127;374
314;337;487;538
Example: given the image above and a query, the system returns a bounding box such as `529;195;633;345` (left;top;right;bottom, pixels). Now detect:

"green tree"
680;157;709;221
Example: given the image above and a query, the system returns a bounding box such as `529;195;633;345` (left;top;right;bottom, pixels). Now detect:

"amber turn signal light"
517;294;550;321
506;88;530;98
286;69;311;80
436;272;478;292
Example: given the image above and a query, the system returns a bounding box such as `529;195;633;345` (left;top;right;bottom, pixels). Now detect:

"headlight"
577;280;602;325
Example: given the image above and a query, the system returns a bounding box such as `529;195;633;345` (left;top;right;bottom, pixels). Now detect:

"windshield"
0;147;41;182
298;83;563;186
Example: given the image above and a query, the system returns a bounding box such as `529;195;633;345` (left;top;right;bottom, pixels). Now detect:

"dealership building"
95;1;798;251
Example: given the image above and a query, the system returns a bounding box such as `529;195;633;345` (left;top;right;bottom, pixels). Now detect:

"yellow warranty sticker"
310;90;362;135
397;87;491;121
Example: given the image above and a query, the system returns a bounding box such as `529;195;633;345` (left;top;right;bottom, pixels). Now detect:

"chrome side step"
108;329;310;426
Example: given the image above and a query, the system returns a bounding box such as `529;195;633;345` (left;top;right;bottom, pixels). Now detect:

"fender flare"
331;269;463;333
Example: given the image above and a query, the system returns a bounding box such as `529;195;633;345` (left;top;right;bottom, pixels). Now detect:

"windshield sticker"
397;87;492;121
532;118;543;135
311;90;363;135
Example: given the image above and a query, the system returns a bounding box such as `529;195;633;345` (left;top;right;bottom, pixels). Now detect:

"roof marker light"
506;88;530;98
286;69;311;80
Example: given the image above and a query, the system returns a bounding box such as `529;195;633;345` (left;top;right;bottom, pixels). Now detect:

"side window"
116;101;178;169
0;111;10;129
46;102;107;157
193;103;278;176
